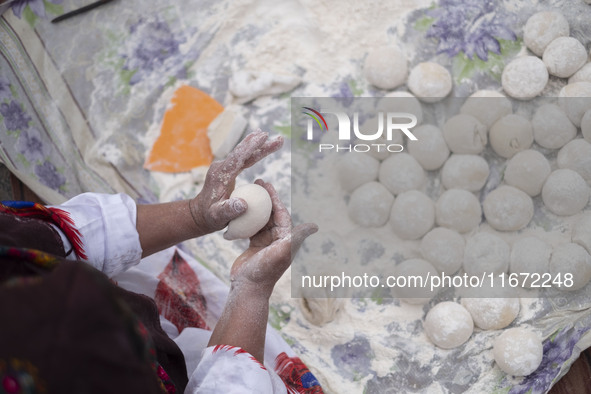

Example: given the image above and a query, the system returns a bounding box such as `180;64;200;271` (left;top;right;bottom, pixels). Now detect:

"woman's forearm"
207;284;270;363
136;200;201;258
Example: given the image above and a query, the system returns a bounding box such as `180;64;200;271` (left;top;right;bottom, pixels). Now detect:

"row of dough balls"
504;11;591;99
392;224;591;302
340;90;591;235
364;45;452;102
424;301;543;377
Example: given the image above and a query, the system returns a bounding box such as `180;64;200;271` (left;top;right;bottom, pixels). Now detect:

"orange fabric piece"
144;85;223;173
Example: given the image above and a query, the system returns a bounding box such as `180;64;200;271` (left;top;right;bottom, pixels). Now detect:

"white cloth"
50;192;142;277
52;192;289;393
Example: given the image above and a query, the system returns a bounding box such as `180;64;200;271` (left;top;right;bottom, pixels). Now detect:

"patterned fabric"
0;357;46;394
275;353;323;394
155;250;210;332
0;201;87;259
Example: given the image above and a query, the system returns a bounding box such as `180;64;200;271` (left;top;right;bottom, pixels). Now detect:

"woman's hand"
207;179;317;362
189;130;283;237
137;130;283;258
230;179;318;297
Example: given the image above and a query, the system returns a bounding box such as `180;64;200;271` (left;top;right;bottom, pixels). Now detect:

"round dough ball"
493;328;543;376
532;103;577;149
569;63;591;84
364;45;408;90
483;186;534;231
348;181;394;227
523;11;570;57
462;298;520;330
557;139;591;185
582;110;591;143
435;189;482;233
542;169;590;216
504;149;551;196
510;236;552;288
383;91;424;125
558;82;591;127
463;232;510;276
389;190;434;240
421;227;465;274
337;153;380;192
441;154;490;192
502;56;548;100
407;62;452;103
460;90;513;129
378;153;426;195
226;184;272;240
300;297;344;326
489;114;534;159
549;243;591;291
573;212;591;255
424;302;473;349
442;114;488;154
361;134;403;161
392;258;438;304
407;124;450;170
543;37;587;78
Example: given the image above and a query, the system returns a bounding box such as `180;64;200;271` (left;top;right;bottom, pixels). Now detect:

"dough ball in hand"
493;327;543;376
364;45;408;90
225;184;272;240
424;302;473;349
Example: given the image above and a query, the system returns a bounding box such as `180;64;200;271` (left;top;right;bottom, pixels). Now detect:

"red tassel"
0;202;87;260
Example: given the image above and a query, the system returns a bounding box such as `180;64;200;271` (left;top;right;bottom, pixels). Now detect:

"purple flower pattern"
0;78;11;101
10;0;62;19
507;326;590;394
0;101;31;131
426;0;516;61
34;161;65;190
15;127;50;163
121;18;185;85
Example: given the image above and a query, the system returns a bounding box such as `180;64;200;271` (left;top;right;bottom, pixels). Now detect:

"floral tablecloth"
1;0;591;393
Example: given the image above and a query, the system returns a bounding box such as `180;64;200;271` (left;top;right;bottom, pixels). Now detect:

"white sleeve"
49;192;142;277
185;346;287;394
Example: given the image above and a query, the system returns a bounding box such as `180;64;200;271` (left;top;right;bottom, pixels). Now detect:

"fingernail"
230;198;247;212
